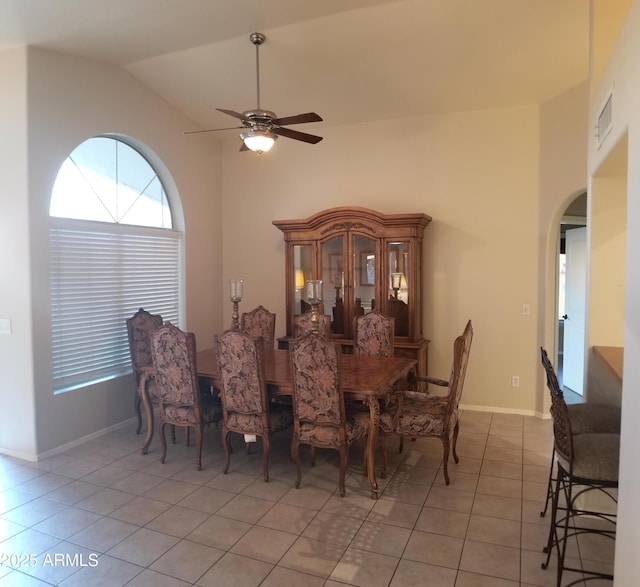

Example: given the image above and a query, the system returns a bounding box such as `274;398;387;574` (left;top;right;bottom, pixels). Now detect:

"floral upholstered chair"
149;322;219;470
214;329;292;481
126;308;163;436
290;333;370;496
352;309;395;474
240;305;276;349
353;310;395;358
293;310;331;339
379;320;473;485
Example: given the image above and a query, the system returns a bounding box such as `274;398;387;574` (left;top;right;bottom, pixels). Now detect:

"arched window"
50;136;181;393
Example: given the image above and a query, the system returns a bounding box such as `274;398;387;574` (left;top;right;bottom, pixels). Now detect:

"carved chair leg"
159;422;168;464
441;436;451;485
338;445;348;497
293;439;302;489
195;425;203;471
222;428;232;474
451;421;460;463
140;385;155;455
135;392;143;435
141;403;155;455
262;435;270;482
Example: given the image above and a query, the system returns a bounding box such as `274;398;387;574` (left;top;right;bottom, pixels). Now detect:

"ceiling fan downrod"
250;32;266;112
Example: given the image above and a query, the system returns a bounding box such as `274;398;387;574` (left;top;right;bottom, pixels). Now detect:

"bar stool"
541;387;618;586
539;348;621;516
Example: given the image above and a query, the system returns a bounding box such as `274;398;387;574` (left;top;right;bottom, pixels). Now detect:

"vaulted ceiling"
0;0;589;135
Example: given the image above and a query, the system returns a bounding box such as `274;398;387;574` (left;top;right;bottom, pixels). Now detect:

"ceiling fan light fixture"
240;129;277;153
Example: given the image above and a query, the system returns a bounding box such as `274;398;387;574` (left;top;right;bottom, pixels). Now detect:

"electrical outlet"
522;304;530;316
511;375;520;387
0;319;11;334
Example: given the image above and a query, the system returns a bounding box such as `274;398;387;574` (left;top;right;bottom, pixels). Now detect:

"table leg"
140;373;154;455
366;397;381;500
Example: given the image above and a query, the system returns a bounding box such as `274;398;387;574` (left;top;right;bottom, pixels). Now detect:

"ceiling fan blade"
184;125;244;135
216;108;249;121
239;141;249;152
272;112;323;126
273;126;323;144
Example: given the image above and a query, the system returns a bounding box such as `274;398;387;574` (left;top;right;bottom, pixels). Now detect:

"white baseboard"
460;403;538;417
0;417;138;463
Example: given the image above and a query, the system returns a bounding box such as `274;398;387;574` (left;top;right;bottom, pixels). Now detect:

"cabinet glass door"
353;235;377;319
387;241;410;336
321;236;345;335
293;244;313;316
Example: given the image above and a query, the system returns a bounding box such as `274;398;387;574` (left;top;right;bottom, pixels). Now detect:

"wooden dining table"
196;347;417;500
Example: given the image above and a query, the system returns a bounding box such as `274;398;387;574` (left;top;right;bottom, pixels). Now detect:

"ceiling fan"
185;32;323;154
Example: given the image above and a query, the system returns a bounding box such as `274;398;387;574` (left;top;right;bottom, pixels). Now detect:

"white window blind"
50;220;181;392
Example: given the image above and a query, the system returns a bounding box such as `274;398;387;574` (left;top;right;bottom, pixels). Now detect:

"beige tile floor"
0;410;615;586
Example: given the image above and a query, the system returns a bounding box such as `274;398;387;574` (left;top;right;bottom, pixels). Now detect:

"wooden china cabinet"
273;206;431;375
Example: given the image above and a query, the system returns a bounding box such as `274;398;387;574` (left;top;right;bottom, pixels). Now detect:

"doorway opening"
557;191;587;403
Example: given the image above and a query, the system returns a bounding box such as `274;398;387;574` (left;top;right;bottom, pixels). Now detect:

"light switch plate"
0;319;11;334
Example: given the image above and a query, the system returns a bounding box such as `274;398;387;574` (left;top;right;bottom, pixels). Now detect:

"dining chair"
289;333;370;497
240;305;276;349
541;377;619;586
293;310;331;339
379;320;473;485
214;329;292;481
539;347;621;516
352;309;394;474
126;307;163;435
353;309;395;357
150;322;219;470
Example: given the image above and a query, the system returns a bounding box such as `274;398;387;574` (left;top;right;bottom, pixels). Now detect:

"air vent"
597;88;614;148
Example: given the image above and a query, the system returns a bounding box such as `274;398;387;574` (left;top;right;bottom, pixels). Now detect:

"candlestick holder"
391;272;402;300
229;279;244;330
305;280;323;334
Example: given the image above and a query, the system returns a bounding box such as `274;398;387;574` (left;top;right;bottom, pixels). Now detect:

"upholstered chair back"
293;311;331;340
240;305;276;349
353;310;395;357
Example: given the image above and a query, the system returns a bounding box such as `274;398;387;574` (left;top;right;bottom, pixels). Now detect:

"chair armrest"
408;374;450;400
414;375;449;387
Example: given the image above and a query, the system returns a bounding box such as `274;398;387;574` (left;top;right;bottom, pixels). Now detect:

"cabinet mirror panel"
353;235;377;318
321;236;345;335
293;244;313;316
387;241;410;336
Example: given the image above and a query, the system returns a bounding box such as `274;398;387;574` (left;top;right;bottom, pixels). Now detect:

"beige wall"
0;47;223;458
538;82;589;415
0;47;38;457
222;105;545;414
588;173;626;347
591;0;633;90
588;1;640;582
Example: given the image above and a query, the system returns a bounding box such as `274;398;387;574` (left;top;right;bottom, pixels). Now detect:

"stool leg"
540;447;555;517
541;462;561;570
556;467;572;587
